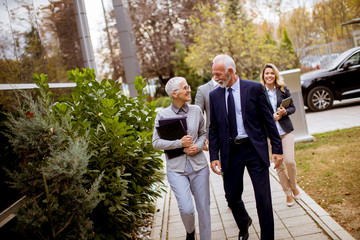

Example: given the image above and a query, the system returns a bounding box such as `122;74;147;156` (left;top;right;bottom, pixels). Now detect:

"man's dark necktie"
227;88;238;139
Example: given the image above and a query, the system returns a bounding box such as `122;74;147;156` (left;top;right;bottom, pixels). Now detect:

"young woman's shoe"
286;195;295;207
293;188;301;200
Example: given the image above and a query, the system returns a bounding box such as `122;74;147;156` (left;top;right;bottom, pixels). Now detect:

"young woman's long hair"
260;63;286;92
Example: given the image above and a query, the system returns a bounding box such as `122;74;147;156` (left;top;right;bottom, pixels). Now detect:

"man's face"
212;62;231;88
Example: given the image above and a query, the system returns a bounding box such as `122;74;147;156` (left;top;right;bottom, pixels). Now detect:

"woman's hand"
184;144;198;155
274;106;287;121
181;135;193;147
277;106;287;116
273;112;281;121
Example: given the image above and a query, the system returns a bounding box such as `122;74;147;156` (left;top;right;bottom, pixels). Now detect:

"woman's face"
263;67;276;87
174;81;191;102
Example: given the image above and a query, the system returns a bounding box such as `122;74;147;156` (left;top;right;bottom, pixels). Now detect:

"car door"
333;50;360;97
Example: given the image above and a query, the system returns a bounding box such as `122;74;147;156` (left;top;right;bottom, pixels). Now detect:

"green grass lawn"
295;126;360;239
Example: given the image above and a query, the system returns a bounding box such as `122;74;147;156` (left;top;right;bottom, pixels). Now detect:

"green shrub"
154;96;165;107
4;69;165;239
51;69;165;239
161;97;172;108
154;96;172;108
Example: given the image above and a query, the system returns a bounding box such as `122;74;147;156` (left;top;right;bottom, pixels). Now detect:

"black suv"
301;46;360;111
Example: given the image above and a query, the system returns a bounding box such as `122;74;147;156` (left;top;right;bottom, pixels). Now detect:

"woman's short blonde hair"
260;63;285;92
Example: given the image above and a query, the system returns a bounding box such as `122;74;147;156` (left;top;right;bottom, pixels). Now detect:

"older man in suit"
195;78;218;150
209;55;283;240
195;77;218;138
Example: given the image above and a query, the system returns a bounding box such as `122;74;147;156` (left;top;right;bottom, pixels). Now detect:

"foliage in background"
4;76;102;239
126;0;217;87
154;96;172;108
52;69;164;239
185;1;300;81
295;127;360;239
280;0;359;49
171;40;211;102
279;28;300;70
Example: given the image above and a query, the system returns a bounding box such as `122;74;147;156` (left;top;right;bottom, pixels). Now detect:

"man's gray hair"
212;55;237;74
165;77;186;99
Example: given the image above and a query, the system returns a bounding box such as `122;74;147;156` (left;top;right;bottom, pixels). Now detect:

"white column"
280;69;314;142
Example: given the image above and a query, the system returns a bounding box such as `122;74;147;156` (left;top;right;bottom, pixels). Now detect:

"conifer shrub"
0;105;22;211
4;76;103;239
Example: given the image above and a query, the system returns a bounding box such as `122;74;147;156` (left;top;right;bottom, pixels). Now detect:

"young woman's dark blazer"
264;86;296;134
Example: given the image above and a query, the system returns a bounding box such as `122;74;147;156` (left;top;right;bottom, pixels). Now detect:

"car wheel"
307;86;334;112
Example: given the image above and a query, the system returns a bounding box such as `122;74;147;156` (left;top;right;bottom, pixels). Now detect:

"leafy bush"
4;69;164;239
161;97;172;108
154;96;172;108
51;69;165;239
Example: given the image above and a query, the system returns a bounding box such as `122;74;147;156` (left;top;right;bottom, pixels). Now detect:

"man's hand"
181;135;193;147
184;144;198;156
272;154;284;169
210;160;222;175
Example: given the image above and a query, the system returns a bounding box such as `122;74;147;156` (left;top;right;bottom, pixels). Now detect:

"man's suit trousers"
223;140;274;240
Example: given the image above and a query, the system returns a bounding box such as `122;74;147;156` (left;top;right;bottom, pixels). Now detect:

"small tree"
186;2;300;80
279;28;300;70
171;40;210;102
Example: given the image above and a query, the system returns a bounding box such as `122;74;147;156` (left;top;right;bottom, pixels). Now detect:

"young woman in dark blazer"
261;63;301;207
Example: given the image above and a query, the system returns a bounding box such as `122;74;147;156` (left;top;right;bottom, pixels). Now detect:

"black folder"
157;117;187;159
158;116;187;132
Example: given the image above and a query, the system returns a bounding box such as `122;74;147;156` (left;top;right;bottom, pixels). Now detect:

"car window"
326;48;359;69
346;52;360;66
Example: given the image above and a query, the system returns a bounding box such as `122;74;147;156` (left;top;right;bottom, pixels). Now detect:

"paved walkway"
151;98;360;240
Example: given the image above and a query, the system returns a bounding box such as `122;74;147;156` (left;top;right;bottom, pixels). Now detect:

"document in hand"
158;116;188;132
157;116;187;159
281;97;292;108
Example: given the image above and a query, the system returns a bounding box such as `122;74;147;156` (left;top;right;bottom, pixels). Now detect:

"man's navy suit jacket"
209;78;283;173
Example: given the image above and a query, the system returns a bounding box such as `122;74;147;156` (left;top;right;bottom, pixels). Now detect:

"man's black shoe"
186;230;195;240
238;217;252;240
